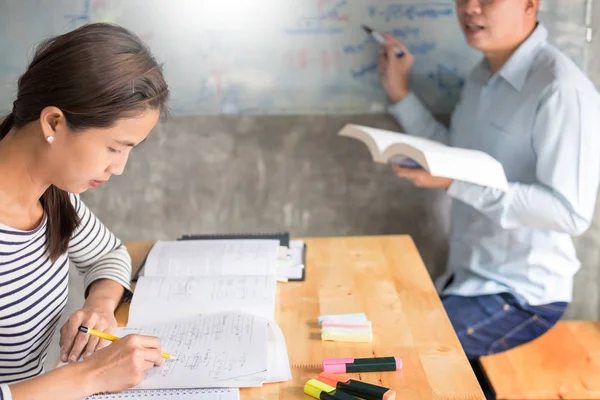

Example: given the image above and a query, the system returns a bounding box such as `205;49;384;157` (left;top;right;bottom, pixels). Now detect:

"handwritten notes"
122;311;270;389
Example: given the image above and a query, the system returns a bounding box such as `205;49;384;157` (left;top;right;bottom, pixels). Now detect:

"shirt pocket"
486;111;537;180
448;201;511;267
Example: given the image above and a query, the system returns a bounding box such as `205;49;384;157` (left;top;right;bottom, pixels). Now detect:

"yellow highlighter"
304;379;357;400
78;325;175;360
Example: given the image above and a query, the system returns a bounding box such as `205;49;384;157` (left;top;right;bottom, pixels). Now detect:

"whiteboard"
0;0;590;115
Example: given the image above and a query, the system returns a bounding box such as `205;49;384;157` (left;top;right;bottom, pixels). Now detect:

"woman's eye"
108;147;121;154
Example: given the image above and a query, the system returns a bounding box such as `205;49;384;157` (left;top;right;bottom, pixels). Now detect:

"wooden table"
118;235;484;400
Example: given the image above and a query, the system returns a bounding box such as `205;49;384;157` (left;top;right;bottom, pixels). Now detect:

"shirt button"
467;328;475;335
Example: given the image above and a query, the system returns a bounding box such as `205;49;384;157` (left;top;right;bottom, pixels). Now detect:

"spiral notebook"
86;388;239;399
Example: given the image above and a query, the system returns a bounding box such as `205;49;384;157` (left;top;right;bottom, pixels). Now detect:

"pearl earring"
46;136;54;143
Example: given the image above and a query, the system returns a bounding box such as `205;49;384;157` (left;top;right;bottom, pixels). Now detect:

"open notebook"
127;239;291;390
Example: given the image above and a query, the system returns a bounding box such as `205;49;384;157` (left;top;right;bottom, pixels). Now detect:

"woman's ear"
39;106;67;143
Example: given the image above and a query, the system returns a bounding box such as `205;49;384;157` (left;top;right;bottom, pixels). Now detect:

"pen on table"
78;325;176;360
317;372;396;400
361;24;405;58
322;356;402;373
304;379;359;400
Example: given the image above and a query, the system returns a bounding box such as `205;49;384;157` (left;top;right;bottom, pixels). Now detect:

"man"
378;0;600;384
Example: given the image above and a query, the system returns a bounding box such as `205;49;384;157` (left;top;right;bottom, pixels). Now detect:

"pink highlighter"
322;357;402;373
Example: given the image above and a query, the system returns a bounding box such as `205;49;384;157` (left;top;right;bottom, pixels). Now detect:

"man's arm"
447;83;600;235
388;92;452;145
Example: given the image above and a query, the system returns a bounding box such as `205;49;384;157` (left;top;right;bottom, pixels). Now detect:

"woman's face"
41;108;160;194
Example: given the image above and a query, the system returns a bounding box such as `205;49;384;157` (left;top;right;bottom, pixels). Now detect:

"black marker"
362;25;405;58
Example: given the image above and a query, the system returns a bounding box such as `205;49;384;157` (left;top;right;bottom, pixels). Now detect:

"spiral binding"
87;388;234;399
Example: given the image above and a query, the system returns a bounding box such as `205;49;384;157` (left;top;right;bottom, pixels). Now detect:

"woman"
0;23;169;399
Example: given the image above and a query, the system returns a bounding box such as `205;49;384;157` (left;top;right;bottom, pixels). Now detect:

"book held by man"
338;123;509;191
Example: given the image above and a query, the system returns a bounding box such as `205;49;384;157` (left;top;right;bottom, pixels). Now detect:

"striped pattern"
0;194;132;398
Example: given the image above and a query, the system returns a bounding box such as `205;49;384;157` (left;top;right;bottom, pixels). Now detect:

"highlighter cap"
323;363;347;373
318;372;350;387
304;379;336;399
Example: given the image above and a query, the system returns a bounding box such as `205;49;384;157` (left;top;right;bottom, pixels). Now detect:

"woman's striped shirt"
0;193;132;399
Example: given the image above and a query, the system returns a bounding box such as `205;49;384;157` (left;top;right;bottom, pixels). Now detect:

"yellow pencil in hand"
78;325;176;360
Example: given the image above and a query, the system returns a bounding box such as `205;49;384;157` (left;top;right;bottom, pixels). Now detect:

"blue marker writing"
361;25;405;58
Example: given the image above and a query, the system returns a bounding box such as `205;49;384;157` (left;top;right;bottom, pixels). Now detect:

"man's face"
456;0;537;53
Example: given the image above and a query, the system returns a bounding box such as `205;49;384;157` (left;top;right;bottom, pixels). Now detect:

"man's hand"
378;34;414;103
392;165;453;189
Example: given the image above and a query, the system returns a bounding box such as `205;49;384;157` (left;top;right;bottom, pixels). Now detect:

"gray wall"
81;114;452;278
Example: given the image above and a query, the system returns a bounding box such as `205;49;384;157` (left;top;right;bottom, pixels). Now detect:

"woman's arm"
6;362;95;400
60;194;133;363
6;334;164;400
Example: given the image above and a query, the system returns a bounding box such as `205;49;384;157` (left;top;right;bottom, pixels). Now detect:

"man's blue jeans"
441;292;567;399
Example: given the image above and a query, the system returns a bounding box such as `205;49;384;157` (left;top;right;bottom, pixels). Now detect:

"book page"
121;311;270;389
128;276;277;326
361;126;447;154
142;240;279;277
86;388;240;399
340;124;446;155
424;147;509;191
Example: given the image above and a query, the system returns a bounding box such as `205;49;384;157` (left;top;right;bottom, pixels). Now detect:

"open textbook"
338;123;509;191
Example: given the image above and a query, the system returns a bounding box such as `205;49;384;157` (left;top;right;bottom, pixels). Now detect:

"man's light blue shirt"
388;23;600;305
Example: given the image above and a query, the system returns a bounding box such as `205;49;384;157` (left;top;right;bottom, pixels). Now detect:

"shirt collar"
471;23;548;91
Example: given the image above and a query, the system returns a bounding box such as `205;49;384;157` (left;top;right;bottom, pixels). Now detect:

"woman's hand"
81;334;165;394
59;298;118;363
